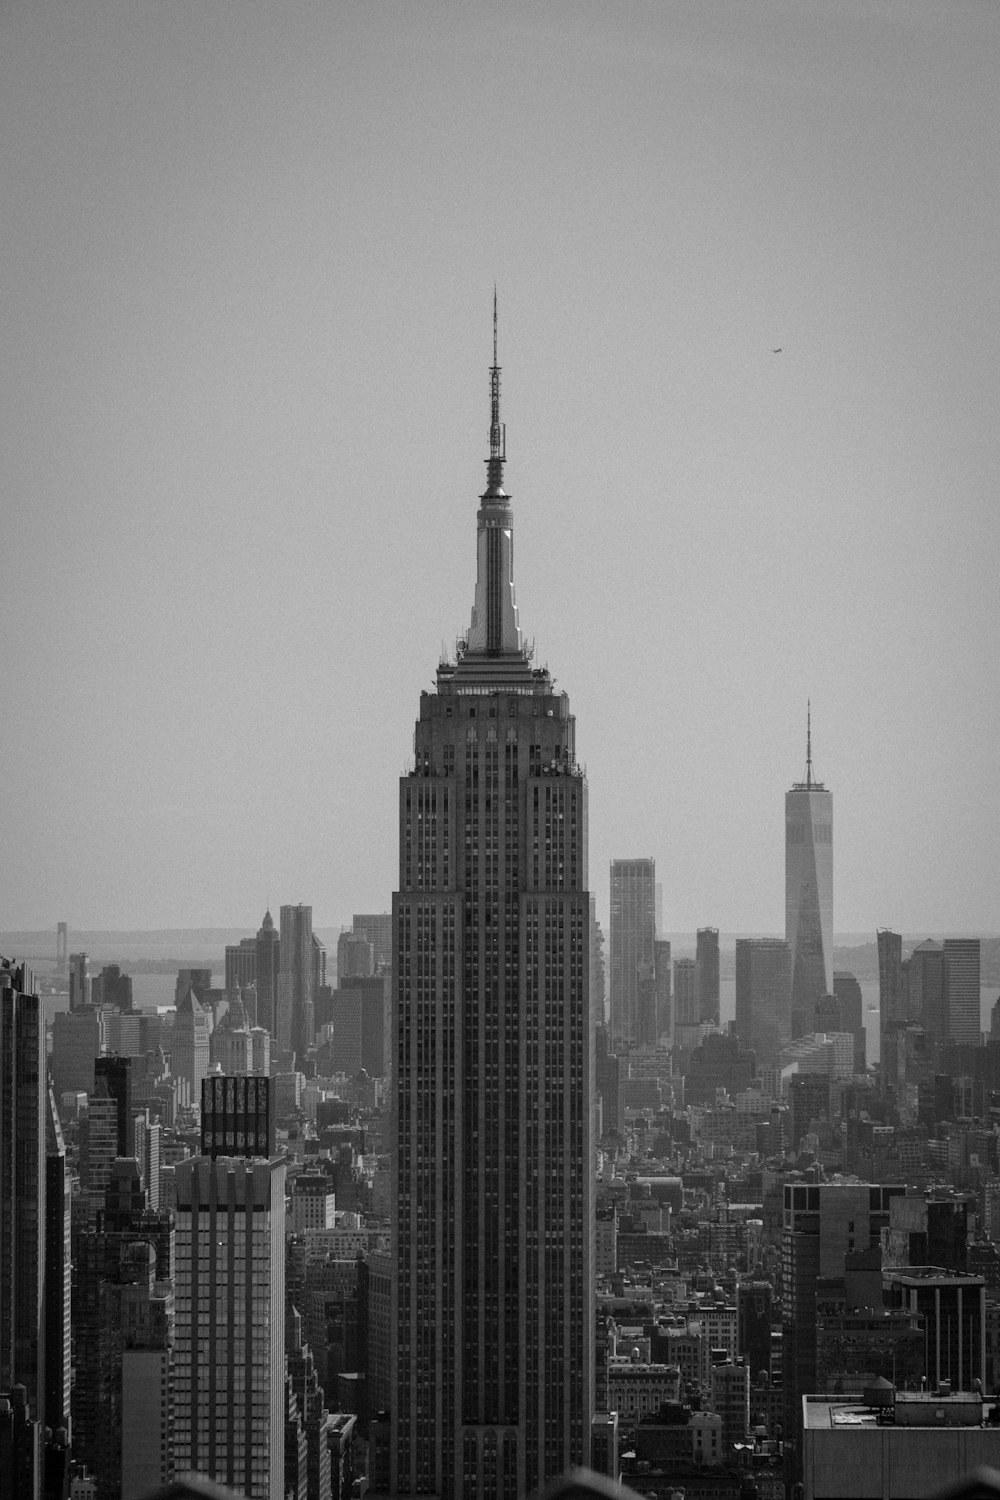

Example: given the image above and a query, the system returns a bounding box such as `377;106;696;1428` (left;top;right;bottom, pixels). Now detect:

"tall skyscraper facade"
785;709;833;1036
944;937;981;1044
0;962;46;1441
174;1155;286;1500
255;909;280;1037
278;904;316;1062
696;927;720;1025
392;320;593;1497
609;857;656;1050
734;938;791;1068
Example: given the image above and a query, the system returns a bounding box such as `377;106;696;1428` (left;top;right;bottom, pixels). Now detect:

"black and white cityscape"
3;7;999;1500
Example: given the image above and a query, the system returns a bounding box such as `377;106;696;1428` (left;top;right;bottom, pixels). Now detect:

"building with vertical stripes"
173;1155;286;1499
392;312;593;1498
786;708;833;1037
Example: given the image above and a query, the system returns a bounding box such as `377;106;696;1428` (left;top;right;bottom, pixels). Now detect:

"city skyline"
4;3;999;937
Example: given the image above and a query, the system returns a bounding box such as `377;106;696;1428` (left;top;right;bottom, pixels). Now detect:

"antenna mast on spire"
483;287;507;497
806;699;813;789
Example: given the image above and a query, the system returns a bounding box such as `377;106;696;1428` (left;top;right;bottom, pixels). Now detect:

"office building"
91;963;133;1011
45;1087;71;1442
329;974;389;1077
786;707;833;1036
278;904;316;1062
833;970;865;1072
943;937;981;1044
211;992;254;1074
50;1004;103;1101
653;937;670;1041
883;1268;985;1391
174;968;212;1009
255;909;280;1037
610;858;656;1049
171;989;210;1102
696;926;720;1025
590;897;607;1028
174;1155;286;1499
782;1181;905;1476
68;951;90;1010
673;956;698;1026
337;930;374;981
72;1161;173;1485
392;319;593;1496
351;912;393;971
0;962;46;1446
802;1389;1000;1500
877;929;904;1082
225;937;257;999
908;938;945;1038
735;938;791;1068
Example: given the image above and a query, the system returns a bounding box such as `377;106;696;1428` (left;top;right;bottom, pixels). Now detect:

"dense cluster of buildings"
3;330;998;1500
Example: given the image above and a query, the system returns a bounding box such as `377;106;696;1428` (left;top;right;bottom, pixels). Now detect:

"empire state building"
391;310;594;1498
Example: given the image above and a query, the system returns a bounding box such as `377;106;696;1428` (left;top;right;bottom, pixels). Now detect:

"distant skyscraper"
278;904;315;1062
171;990;210;1103
673;956;699;1026
0;961;46;1445
877;929;904;1085
68;951;89;1010
785;706;833;1036
92;963;133;1011
351;912;393;971
225;936;257;998
392;315;593;1496
255;909;280;1037
909;939;945;1037
696;927;720;1025
944;938;981;1044
174;1155;286;1499
50;1005;102;1101
174;968;212;1009
609;857;656;1049
735;938;792;1068
653;938;671;1041
95;1054;133;1157
833;970;865;1072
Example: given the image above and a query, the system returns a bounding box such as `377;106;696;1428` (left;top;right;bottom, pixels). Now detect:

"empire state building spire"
462;292;525;661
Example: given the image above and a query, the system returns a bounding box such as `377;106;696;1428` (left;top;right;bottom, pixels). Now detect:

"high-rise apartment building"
734;938;791;1068
392;318;593;1496
944;937;981;1044
255;909;280;1037
278;904;316;1062
0;962;46;1443
785;708;833;1036
609;858;656;1050
174;1155;286;1499
696;927;720;1025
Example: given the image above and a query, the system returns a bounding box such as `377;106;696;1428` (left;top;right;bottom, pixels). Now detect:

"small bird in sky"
772;347;782;353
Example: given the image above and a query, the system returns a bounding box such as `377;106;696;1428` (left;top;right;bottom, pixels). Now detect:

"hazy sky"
3;1;998;936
